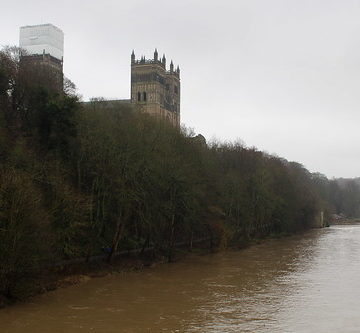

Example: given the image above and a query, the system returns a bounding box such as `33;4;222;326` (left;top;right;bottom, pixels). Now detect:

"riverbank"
330;217;360;225
3;224;360;333
0;242;216;309
0;230;305;309
0;252;161;308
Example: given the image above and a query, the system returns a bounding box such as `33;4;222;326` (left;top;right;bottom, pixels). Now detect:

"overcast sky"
1;0;360;178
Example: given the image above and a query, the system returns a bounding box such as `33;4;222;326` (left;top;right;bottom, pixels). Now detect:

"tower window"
174;85;178;94
143;91;147;101
137;92;141;101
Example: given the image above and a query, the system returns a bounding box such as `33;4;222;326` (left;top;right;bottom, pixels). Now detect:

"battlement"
133;59;165;66
131;49;180;78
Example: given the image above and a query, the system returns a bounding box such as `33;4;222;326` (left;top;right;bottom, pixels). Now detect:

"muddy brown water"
2;224;360;332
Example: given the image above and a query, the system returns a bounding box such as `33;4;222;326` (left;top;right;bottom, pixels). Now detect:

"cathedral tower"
19;24;64;91
130;49;180;127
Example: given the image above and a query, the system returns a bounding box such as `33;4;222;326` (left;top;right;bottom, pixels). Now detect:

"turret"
170;60;174;73
131;50;135;64
154;48;158;61
176;65;180;75
162;54;166;67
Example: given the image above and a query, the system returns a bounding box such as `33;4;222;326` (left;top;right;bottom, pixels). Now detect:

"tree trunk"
167;214;175;262
189;231;193;252
141;234;150;255
107;217;125;263
206;224;214;251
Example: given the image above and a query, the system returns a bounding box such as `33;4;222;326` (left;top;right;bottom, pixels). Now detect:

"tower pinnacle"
154;48;158;61
170;60;174;73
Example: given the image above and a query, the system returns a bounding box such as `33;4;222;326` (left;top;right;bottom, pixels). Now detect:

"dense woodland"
0;46;359;300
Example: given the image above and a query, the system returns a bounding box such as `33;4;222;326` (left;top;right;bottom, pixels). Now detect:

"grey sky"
1;0;360;178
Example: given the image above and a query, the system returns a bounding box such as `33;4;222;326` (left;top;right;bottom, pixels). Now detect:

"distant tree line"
0;47;359;300
311;173;360;218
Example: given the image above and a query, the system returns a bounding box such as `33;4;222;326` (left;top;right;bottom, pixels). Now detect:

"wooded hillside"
0;47;358;300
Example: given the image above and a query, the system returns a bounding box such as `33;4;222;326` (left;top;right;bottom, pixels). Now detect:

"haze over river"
2;224;360;332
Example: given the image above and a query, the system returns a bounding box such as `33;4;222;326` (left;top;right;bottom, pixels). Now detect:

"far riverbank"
0;228;321;309
4;224;360;332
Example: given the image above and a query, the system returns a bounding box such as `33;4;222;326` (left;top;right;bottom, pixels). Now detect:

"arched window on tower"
137;92;141;102
143;91;147;102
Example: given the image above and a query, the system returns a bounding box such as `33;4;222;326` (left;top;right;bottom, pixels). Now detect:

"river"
1;224;360;332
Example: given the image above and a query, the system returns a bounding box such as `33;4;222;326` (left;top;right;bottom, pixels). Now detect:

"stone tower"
19;24;64;91
131;49;180;127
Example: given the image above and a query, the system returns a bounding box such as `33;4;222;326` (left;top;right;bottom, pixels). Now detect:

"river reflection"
1;225;360;332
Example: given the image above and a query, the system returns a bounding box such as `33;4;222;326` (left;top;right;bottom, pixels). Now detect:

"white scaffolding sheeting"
19;24;64;60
